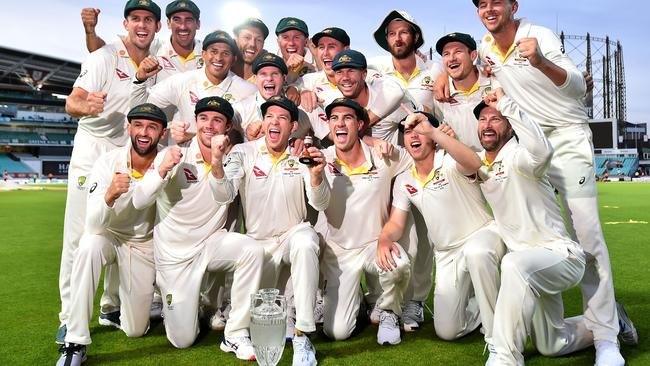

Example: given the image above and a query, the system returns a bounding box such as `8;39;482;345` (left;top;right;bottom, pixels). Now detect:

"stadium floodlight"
220;2;261;37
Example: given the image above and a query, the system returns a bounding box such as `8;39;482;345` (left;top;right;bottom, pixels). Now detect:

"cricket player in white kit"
82;0;204;81
471;0;636;363
384;111;504;353
56;103;167;366
317;97;412;345
275;17;318;84
131;30;256;144
211;95;329;366
58;0;161;343
433;32;491;152
132;96;264;360
473;88;595;365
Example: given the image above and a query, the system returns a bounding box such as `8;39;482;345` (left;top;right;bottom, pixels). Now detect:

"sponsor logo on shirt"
405;184;418;195
161;57;176;70
78;70;88;79
115;68;130;80
448;97;459;105
319;113;328;123
183;168;198;183
89;182;98;193
484;56;496;66
252;165;267;178
327;162;342;176
189;91;199;104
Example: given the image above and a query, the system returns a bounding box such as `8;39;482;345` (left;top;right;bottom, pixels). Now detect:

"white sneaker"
210;308;226;331
595;340;625;366
377;311;401;346
292;335;317;366
150;301;163;320
484;343;498;366
617;302;638;346
368;303;381;325
56;343;87;366
401;301;424;332
220;336;256;361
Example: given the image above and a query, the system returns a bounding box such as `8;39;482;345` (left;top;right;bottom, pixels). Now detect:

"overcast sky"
1;0;648;123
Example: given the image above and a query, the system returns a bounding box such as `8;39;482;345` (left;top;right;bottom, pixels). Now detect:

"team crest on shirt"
189;91;199;104
430;170;449;191
361;167;380;182
77;176;87;188
283;159;300;177
161;57;176;70
421;76;433;87
405;184;418;196
166;293;174;310
115;68;130;80
487;161;508;183
197;58;205;69
252;165;267;179
223;93;233;102
513;51;529;66
183;168;198;183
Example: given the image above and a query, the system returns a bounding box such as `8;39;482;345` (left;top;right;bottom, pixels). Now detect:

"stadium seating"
0;153;34;173
45;133;75;144
0;131;44;144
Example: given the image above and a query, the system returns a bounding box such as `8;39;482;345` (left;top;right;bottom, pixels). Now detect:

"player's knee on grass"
167;328;197;349
323;318;355;341
434;316;464;341
122;320;149;338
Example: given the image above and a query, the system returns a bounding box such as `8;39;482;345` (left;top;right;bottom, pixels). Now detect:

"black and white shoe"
56;343;87;366
617;302;639;346
98;310;121;329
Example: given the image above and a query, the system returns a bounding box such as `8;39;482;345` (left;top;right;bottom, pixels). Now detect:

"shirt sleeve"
391;175;412;212
84;155;113;234
74;49;110;92
209;148;244;205
302;161;331;211
537;27;586;99
388;146;414;177
131;148;172;209
368;78;405;119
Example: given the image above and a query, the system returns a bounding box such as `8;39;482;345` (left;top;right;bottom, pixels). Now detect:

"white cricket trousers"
400;207;434;303
545;123;619;342
156;230;264;348
321;241;411;341
492;245;593;365
65;233;155;345
433;224;505;344
59;130;124;325
256;222;320;334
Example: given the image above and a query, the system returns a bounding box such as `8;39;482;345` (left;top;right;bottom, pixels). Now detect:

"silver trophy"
250;288;287;366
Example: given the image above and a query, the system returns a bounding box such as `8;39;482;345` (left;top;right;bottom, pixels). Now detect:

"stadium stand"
0;46;78;179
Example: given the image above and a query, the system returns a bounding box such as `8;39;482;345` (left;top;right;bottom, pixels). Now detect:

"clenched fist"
171;121;191;144
516;37;545;68
136;56;161;82
81;8;100;34
211;134;230;162
86;91;106;116
158;146;182;178
105;172;130;207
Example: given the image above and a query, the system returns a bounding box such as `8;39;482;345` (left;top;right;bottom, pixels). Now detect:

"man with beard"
381;111;504;361
317;97;412;345
82;0;203;80
432;32;490;152
275;17;318;84
56;103;167;366
210;95;328;366
58;0;161;345
470;1;634;364
232;18;270;82
331;50;415;145
132;97;263;359
234;53;312;142
131;30;256;145
473;88;596;365
368;10;443;113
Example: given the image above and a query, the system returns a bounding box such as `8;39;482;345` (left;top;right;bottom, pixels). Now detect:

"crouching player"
474;88;594;365
132;96;264;360
317;97;412;345
381;111;505;358
56;103;167;366
210;95;328;365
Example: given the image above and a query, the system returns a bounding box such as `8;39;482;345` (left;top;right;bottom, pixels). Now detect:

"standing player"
331;50;414;145
381;110;504;359
232;18;270;81
317;97;412;345
58;0;161;344
470;0;635;363
473;88;595;365
82;0;203;80
369;10;443;113
131;30;256;145
131;97;263;360
56;103;166;366
433;32;489;152
210;95;328;366
275;17;317;84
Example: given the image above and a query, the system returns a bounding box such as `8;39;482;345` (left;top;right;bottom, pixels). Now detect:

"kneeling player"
317;98;412;345
210;95;328;365
381;111;505;357
132;97;264;360
474;89;594;365
56;104;167;366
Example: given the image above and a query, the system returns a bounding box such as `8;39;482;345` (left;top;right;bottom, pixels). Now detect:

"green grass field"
1;182;648;365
